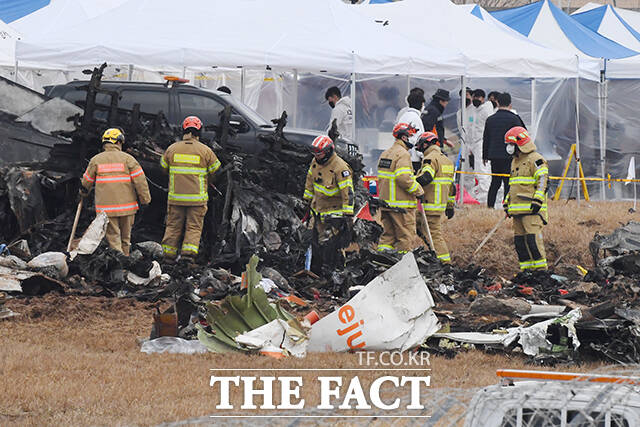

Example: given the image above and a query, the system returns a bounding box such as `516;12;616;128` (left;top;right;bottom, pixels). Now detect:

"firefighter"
303;135;354;273
503;126;548;271
160;116;221;264
81;128;151;256
415;131;456;263
376;123;424;254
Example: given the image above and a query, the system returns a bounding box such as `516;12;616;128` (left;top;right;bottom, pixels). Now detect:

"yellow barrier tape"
454;170;640;183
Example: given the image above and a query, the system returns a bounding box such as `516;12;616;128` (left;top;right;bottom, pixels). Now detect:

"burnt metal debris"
3;65;640;364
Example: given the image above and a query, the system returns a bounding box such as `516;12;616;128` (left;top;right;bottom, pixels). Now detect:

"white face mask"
506;144;516;155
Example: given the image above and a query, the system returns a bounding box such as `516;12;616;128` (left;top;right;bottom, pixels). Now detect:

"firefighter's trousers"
105;214;135;256
425;213;450;263
161;204;207;258
512;214;547;270
378;208;416;253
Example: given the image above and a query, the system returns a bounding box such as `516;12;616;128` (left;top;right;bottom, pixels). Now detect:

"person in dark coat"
421;89;453;148
482;92;526;209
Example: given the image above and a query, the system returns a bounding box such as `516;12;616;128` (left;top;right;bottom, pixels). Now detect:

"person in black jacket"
421;89;453;148
482;92;526;208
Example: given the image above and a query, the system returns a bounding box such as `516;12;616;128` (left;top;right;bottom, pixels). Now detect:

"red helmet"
182;115;203;131
311;135;334;164
392;122;417;140
504;126;530;147
416;131;439;151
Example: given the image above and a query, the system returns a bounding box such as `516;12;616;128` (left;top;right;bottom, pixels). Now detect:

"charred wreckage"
2;64;640;363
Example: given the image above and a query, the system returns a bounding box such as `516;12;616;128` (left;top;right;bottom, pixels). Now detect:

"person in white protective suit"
456;87;476;194
469;89;494;204
396;90;425;172
325;86;353;141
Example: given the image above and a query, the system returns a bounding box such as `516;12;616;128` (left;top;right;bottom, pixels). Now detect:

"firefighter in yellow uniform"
376;123;424;253
415;132;456;263
303;135;354;273
81;128;151;256
160;116;221;263
503;126;548;270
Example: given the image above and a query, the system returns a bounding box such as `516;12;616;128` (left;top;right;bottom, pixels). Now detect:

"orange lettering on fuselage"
336;304;366;349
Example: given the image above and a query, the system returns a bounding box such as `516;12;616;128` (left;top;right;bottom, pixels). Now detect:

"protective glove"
416;193;424;203
445;206;454;219
77;187;90;203
530;199;542;215
503;202;511;218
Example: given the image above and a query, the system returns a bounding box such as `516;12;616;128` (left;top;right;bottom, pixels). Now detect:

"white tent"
457;3;537;43
0;18;21;66
15;0;465;76
356;0;599;79
572;4;640;52
10;0;129;38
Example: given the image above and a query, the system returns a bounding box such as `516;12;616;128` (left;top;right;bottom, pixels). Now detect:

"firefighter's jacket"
303;153;354;218
417;145;455;214
505;142;548;221
82;144;151;217
377;139;424;209
160;136;221;206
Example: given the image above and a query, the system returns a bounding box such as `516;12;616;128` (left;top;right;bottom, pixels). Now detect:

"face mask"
328;101;335;109
465;98;471;107
490;100;497;108
506;144;516;155
472;99;482;107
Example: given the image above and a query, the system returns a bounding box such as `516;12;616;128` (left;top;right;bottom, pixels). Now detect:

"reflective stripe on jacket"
377;139;424;209
81;144;151;217
160;136;221;206
417;145;455;213
304;153;354;218
505;150;549;221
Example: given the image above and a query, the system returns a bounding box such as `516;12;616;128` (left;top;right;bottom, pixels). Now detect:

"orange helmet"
504;126;530;147
392;122;417;140
311;135;334;164
416;131;439;152
182;115;203;131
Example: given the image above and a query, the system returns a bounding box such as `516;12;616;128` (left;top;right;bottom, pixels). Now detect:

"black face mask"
490;100;497;108
472;99;482;107
465;98;471;107
328;101;335;108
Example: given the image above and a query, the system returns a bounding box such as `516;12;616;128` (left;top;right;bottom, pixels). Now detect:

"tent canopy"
357;0;598;79
491;0;637;59
0;19;21;66
572;4;640;52
0;0;49;23
458;3;542;44
575;2;640;34
15;0;465;76
11;0;128;39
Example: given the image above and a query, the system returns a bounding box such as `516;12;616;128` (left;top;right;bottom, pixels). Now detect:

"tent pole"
458;75;466;207
530;78;536;141
406;74;411;97
575;76;581;204
603;78;608;199
241;67;246;103
292;69;298;128
598;70;606;200
13;60;18;83
128;64;133;81
350;72;356;143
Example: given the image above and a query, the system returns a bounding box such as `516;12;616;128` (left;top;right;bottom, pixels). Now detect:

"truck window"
178;92;225;126
62;89;110;108
119;90;169;115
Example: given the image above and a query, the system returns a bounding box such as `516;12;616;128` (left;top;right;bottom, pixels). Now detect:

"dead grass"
0;295;608;426
0;202;633;425
445;200;634;276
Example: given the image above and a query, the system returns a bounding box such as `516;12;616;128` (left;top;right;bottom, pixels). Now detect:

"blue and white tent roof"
572;4;640;52
491;0;637;59
0;0;49;23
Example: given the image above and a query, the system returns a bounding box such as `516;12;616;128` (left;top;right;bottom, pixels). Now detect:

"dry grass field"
0;201;634;425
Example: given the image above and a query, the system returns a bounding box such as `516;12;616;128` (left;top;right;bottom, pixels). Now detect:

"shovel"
418;201;435;252
66;199;83;252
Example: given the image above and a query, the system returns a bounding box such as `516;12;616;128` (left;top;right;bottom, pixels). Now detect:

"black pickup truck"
45;80;360;163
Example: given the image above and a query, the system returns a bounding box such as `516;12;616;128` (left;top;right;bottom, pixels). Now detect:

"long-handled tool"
67;199;83;252
472;214;507;256
418;201;434;252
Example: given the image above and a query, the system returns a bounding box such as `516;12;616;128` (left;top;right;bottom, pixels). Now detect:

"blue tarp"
491;0;637;59
0;0;49;23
